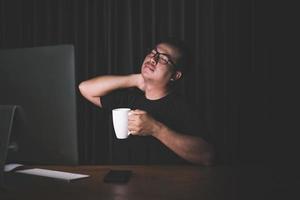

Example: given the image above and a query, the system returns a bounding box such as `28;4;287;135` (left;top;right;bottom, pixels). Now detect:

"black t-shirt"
101;88;211;164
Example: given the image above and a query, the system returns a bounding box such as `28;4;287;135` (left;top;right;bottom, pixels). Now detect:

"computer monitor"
0;45;78;168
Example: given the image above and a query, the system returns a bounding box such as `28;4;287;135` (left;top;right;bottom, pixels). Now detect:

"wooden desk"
1;165;298;200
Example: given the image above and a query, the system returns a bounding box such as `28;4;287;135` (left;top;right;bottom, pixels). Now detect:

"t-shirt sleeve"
101;89;135;111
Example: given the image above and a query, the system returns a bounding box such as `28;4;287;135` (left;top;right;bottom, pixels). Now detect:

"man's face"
141;43;180;85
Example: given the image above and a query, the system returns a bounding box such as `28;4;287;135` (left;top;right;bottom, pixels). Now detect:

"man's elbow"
201;151;214;166
78;81;88;96
78;82;101;107
78;81;94;99
192;147;215;166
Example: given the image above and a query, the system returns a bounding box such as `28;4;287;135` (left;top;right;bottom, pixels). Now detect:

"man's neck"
144;84;169;100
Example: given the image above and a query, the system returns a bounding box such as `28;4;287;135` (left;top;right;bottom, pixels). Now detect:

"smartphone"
103;170;132;183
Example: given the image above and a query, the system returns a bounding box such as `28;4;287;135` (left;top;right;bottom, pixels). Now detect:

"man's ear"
172;71;182;81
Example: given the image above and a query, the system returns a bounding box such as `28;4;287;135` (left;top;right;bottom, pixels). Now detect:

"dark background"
0;0;297;165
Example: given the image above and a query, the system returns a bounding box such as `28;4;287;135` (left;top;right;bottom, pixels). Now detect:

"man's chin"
142;66;155;74
141;70;154;80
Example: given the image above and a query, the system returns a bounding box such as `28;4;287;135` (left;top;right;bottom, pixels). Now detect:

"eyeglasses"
147;49;177;68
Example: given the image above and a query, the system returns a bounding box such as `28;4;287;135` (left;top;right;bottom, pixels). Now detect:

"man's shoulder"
168;92;200;117
101;88;144;111
108;88;143;97
168;91;190;107
127;87;144;95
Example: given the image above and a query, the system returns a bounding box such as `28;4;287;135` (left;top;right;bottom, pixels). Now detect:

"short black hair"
155;37;190;74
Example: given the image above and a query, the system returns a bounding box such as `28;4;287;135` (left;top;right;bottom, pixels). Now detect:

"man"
79;40;214;166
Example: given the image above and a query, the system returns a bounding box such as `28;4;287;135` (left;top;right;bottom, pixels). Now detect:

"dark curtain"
0;0;276;165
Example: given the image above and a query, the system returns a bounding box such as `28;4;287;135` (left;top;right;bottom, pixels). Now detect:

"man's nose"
150;56;158;65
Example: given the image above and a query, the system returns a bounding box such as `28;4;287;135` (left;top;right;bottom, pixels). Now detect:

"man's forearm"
79;75;138;97
79;74;140;106
152;122;214;166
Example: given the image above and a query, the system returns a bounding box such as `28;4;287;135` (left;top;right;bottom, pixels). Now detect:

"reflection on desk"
1;165;299;200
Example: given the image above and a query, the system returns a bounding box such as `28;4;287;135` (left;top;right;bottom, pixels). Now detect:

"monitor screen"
0;45;78;166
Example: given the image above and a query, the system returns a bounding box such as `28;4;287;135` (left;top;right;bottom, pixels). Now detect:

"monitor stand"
0;105;18;189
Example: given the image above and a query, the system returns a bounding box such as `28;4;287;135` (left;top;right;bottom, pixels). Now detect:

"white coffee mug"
112;108;131;139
